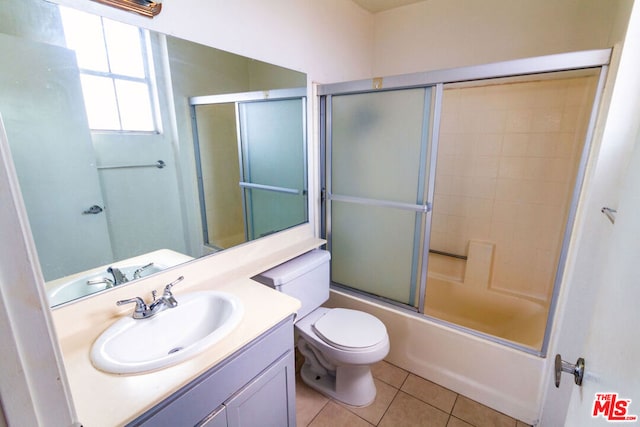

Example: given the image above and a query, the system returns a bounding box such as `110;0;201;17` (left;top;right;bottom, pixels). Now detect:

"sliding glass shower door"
327;88;436;308
322;50;609;354
238;98;307;240
191;89;307;250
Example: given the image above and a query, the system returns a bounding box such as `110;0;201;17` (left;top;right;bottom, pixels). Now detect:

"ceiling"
351;0;428;13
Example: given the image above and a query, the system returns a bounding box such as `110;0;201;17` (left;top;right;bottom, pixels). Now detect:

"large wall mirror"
0;0;308;307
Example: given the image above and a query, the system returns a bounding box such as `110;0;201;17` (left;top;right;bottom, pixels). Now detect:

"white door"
561;118;640;425
0;34;113;281
549;1;640;423
534;1;640;424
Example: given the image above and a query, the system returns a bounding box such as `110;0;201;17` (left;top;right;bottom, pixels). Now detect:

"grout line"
448;415;471;427
451;393;460;416
305;399;330;427
352;410;375;426
375;386;401;426
398;371;410;390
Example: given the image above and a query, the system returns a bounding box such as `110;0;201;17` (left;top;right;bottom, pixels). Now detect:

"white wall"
372;0;626;76
53;0;375;84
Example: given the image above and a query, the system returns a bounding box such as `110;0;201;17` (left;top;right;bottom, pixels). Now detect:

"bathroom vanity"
128;316;296;426
51;234;321;427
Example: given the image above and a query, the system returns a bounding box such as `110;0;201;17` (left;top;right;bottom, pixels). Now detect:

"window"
59;7;158;132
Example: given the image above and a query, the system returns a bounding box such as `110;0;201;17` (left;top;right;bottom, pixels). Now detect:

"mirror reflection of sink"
46;249;194;307
47;264;166;306
91;291;244;374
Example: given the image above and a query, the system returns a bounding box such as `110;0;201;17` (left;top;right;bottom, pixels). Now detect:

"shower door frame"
323;86;440;310
320;48;611;356
190;87;308;248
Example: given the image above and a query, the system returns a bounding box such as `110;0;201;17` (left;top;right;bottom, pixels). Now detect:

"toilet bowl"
296;307;390;406
253;250;390;407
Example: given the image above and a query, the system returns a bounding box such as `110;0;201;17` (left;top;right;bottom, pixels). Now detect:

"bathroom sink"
47;264;166;306
91;291;244;374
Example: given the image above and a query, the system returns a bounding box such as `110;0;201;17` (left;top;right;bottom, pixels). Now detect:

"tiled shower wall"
430;73;599;302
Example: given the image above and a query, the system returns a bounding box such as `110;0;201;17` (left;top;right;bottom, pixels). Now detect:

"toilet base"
299;362;376;407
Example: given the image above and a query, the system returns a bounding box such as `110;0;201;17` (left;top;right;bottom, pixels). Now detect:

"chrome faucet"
116;276;184;319
108;266;129;286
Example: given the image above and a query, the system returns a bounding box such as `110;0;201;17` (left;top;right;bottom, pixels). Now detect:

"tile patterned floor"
296;360;532;427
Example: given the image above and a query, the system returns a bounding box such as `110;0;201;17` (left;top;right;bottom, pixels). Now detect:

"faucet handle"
163;276;184;296
87;277;114;288
116;297;147;316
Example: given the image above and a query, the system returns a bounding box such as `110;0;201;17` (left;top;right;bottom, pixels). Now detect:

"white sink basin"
91;291;244;374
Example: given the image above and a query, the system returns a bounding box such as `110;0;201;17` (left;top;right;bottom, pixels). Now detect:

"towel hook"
601;207;617;224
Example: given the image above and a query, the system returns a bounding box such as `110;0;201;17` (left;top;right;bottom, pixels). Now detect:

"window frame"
61;8;161;134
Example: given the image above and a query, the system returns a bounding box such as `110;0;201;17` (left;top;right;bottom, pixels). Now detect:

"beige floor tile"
309;401;374;427
379;391;449;427
296;377;330;427
339;378;399;425
401;373;458;413
447;416;474;427
371;360;409;388
452;396;516;427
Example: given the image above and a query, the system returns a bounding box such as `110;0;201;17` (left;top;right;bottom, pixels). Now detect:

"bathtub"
424;276;548;350
326;286;546;425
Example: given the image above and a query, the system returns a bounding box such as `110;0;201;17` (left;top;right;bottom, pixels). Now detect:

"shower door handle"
554;354;585;387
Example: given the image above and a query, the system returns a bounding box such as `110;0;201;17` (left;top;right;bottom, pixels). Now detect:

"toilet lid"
312;308;387;349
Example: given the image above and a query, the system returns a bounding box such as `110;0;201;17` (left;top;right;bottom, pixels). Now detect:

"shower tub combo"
319;49;609;424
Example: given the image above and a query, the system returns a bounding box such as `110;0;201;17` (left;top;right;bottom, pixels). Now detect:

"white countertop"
52;233;322;426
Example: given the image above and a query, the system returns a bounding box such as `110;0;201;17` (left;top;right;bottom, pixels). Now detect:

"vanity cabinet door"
126;316;295;427
197;405;227;427
225;352;295;427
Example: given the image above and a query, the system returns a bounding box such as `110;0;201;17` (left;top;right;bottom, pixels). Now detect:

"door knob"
555;354;585;388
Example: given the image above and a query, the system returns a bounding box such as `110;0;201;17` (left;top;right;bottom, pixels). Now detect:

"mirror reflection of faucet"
46;250;194;307
107;266;129;285
86;263;156;288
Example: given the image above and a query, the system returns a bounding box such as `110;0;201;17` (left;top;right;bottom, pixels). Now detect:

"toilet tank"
253;249;330;320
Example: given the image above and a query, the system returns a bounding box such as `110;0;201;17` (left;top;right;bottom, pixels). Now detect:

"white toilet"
254;249;389;407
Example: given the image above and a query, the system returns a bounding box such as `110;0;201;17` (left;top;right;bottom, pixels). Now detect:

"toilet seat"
312;308;387;351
